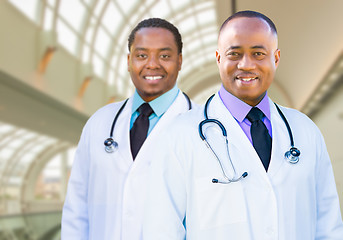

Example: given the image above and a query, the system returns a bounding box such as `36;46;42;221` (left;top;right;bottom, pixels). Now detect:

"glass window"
82;44;91;63
93;0;107;17
102;2;122;34
59;0;86;32
95;27;111;58
8;0;39;23
43;7;54;31
149;0;169;18
56;20;78;55
170;0;190;11
93;54;104;77
118;0;136;15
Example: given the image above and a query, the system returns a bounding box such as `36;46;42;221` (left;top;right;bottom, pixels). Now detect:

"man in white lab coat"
61;18;194;239
143;11;343;239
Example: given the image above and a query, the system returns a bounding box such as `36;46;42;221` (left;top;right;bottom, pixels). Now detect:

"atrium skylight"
8;0;218;100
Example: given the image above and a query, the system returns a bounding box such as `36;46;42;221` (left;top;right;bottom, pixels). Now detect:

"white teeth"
145;76;162;80
238;77;257;82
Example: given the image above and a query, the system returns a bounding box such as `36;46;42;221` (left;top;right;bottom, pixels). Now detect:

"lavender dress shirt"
218;85;272;144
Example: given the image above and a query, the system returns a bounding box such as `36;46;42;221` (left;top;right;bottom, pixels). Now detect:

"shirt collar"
218;84;271;123
132;84;179;117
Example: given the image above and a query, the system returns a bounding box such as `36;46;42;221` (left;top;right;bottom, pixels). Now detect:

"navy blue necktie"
130;103;154;160
246;107;272;171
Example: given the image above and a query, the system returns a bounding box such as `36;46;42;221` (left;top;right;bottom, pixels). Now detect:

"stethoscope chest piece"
104;138;118;153
284;147;300;164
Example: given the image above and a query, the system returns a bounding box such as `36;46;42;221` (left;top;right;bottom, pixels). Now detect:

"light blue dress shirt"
130;85;179;135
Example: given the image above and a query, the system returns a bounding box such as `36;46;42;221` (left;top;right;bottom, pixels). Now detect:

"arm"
61;123;91;240
143;133;187;240
315;131;343;239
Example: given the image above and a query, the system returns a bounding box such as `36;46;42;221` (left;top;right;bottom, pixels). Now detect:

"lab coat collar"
208;93;290;185
131;91;190;169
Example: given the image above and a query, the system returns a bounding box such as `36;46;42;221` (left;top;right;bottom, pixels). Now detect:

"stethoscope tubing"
109;98;129;138
105;92;192;153
199;94;301;184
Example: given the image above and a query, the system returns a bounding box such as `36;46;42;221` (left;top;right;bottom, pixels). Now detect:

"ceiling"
5;0;343;112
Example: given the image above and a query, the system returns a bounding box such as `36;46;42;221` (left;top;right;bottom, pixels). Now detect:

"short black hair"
128;18;183;54
219;10;277;35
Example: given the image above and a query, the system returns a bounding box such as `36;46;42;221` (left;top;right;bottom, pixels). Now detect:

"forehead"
131;27;177;50
219;17;277;49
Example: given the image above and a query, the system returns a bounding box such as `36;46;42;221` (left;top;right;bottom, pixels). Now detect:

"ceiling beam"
0;70;88;144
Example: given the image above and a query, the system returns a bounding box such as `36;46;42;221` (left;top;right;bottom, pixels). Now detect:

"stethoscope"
198;94;301;184
104;92;192;153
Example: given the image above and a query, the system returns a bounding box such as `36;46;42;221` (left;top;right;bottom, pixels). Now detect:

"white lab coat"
143;93;343;240
61;91;194;240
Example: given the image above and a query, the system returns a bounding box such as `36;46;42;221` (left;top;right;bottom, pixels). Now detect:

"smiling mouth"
235;76;258;82
144;76;163;81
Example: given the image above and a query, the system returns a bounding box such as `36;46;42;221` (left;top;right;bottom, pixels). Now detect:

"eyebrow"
133;47;173;51
251;45;267;50
227;46;241;50
226;45;267;51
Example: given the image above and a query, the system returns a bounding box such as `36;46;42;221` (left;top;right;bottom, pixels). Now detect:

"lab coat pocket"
195;176;247;230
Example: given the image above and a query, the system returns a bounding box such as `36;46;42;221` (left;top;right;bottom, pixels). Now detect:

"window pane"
43;7;54;31
57;20;78;55
8;0;39;22
102;2;122;34
93;54;104;77
178;16;196;34
59;0;85;32
119;0;136;15
94;0;106;17
149;0;169;18
95;27;111;58
108;70;114;85
82;45;90;63
170;0;190;11
47;0;56;7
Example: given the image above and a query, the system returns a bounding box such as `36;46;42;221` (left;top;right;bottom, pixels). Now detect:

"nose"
237;54;256;70
146;55;160;69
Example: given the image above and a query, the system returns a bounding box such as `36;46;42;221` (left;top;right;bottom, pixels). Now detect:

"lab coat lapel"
114;97;135;166
210;94;272;183
133;92;188;167
267;99;290;178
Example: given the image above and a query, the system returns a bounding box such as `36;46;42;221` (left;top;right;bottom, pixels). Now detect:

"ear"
178;53;183;70
274;49;281;67
127;53;130;72
215;50;221;64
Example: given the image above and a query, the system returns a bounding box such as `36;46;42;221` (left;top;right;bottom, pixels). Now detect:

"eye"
253;52;265;56
160;54;170;59
253;52;266;59
228;52;240;56
227;51;241;60
136;54;147;59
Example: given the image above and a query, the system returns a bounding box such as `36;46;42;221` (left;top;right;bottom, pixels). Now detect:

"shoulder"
272;102;322;138
274;103;315;125
166;104;204;136
84;99;130;129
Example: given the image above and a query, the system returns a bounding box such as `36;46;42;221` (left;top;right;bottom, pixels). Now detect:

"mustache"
234;71;260;78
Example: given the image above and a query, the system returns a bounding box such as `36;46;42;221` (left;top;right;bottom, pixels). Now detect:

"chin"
142;90;164;100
